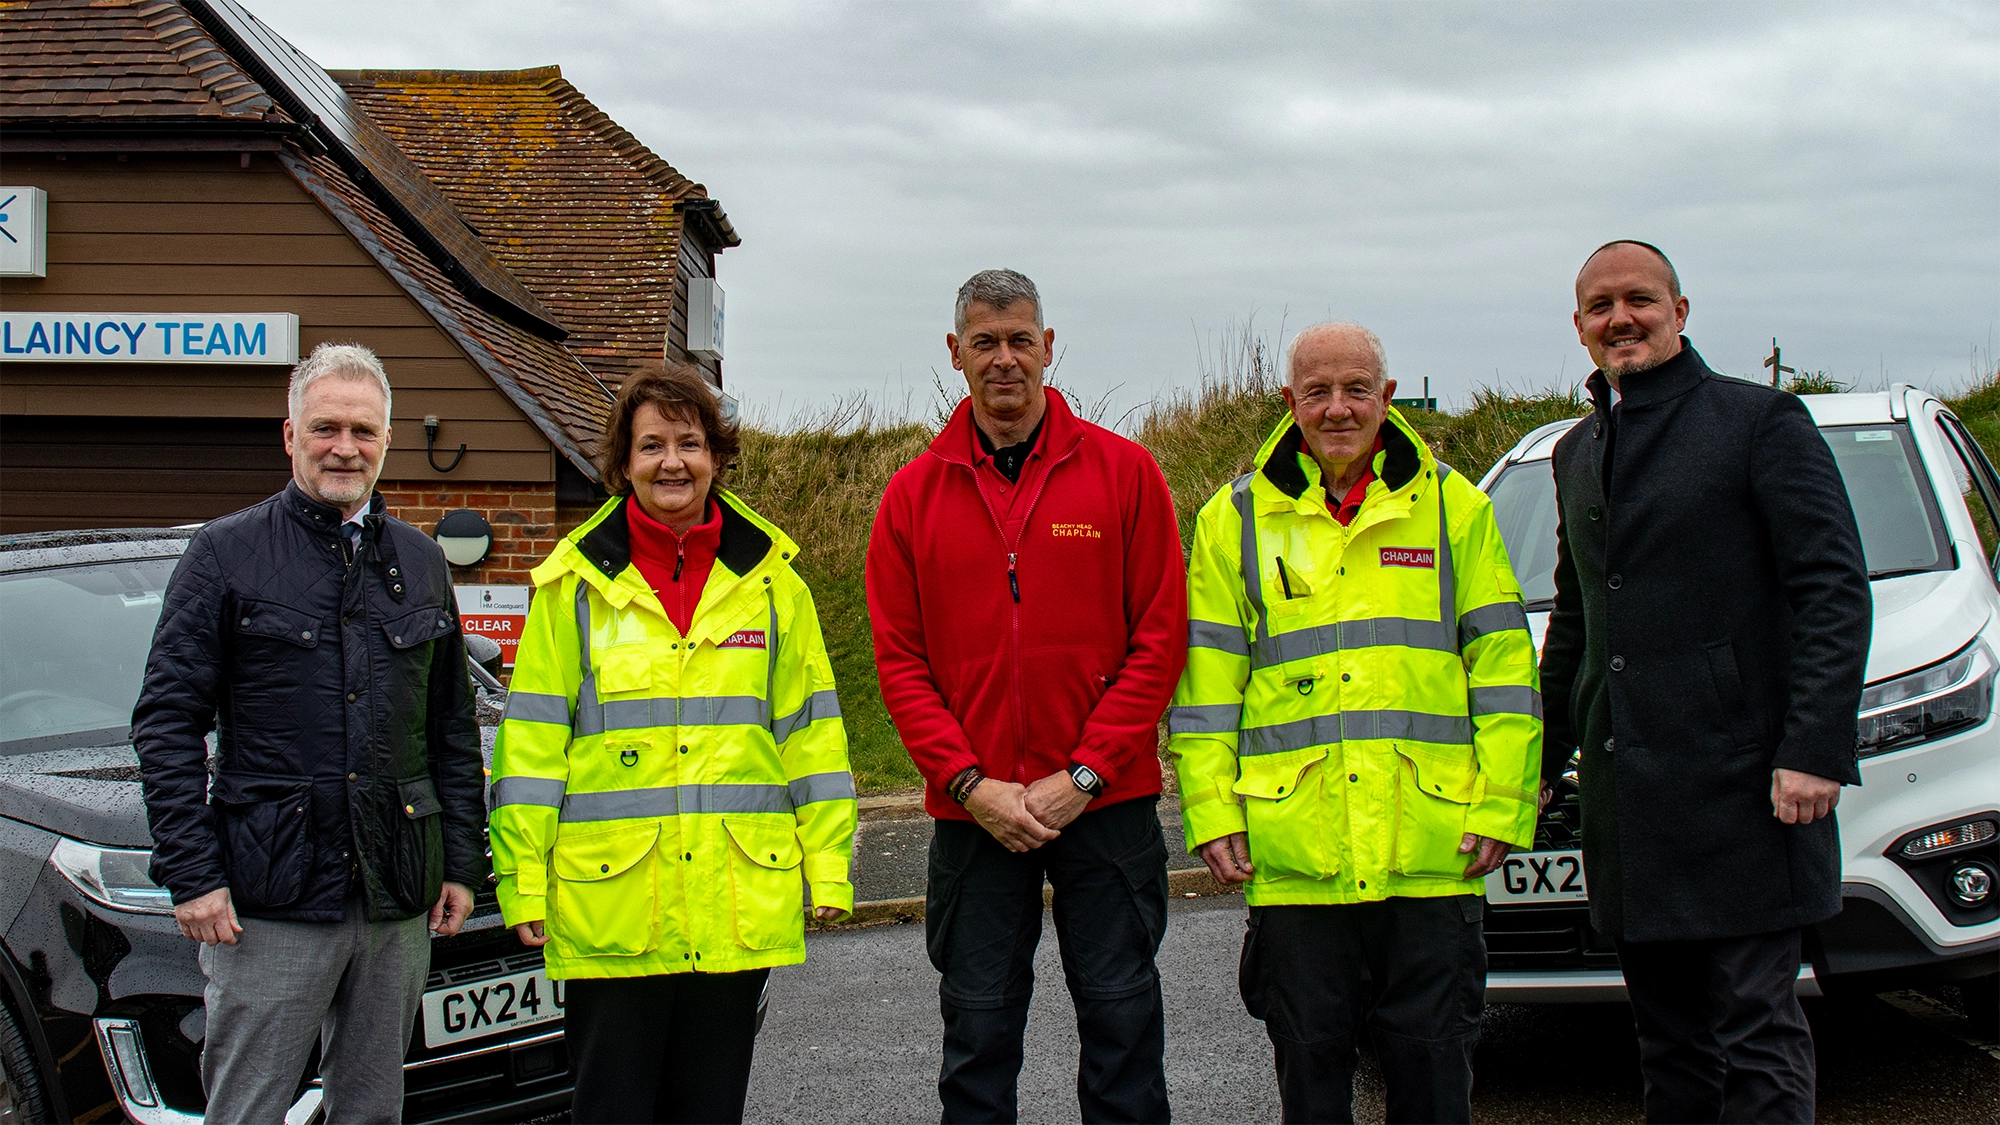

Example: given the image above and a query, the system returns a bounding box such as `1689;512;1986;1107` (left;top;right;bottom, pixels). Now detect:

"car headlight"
1857;639;1995;757
50;838;175;914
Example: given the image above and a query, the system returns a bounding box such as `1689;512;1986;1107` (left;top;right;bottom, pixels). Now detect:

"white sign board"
0;188;47;278
456;585;531;667
687;278;724;361
0;313;300;364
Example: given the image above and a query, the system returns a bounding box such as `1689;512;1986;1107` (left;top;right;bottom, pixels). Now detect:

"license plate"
421;967;565;1048
1486;849;1589;904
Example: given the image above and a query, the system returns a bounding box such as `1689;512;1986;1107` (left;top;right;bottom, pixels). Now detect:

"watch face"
1072;765;1100;792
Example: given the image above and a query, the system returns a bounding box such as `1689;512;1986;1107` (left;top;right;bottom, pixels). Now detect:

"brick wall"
377;481;560;586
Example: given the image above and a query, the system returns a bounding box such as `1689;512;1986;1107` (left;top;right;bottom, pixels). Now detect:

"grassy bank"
732;365;1997;794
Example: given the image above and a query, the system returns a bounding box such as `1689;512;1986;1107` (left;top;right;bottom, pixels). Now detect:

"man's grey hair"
288;342;392;422
954;269;1043;335
1283;322;1388;388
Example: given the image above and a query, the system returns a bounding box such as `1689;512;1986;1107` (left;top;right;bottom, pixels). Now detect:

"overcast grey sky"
256;0;1997;425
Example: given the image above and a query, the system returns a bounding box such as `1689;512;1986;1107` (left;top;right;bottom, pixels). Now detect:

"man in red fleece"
867;269;1188;1122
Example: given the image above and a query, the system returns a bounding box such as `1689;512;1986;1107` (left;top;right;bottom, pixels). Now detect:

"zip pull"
1007;552;1020;603
672;542;685;583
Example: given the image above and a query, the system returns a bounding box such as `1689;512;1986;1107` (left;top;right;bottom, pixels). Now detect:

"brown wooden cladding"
0;415;292;532
667;235;721;386
0;151;556;489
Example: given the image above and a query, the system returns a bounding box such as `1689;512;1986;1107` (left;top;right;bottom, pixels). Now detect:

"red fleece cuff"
1070;746;1118;788
926;751;982;792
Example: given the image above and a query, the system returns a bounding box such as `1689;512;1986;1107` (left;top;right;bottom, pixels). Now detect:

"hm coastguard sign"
0;313;299;364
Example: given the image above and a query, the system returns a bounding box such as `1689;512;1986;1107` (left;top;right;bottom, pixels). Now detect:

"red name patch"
718;630;767;649
1379;547;1436;569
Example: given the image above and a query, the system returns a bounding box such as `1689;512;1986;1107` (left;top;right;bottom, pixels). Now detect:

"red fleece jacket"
627;495;720;636
866;390;1188;820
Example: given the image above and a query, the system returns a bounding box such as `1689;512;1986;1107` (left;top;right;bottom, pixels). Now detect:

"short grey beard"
312;472;375;506
1608;352;1670;380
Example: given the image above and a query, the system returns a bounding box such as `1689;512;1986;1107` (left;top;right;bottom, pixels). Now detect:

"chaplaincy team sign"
0;313;300;364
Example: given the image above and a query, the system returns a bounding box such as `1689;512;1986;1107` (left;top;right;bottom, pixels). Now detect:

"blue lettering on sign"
233;322;266;356
181;323;202;355
1;323;19;354
204;323;231;355
121;322;145;354
95;323;121;354
24;322;49;354
64;322;90;355
154;323;178;355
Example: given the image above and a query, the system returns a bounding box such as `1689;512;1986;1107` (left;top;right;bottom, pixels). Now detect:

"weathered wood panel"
0;415;292;532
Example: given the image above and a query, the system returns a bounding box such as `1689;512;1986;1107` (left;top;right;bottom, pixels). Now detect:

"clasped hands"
965;771;1092;853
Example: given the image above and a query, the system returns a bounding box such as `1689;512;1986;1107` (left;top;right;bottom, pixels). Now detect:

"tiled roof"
0;0;276;120
334;66;738;389
279;145;613;471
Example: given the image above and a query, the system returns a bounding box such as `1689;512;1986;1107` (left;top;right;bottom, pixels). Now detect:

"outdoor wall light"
435;509;493;567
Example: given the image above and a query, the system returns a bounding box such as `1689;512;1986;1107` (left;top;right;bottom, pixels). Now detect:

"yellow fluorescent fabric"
488;492;858;978
1170;408;1543;906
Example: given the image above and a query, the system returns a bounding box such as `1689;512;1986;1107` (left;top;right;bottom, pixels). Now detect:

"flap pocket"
234;600;321;648
397;775;441;818
554;822;660;883
1396;746;1479;804
382;605;455;650
211;771;312;808
596;645;653;694
724;817;803;870
1232;747;1328;801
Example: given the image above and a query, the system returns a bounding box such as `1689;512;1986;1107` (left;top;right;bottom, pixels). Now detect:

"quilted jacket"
133;482;489;923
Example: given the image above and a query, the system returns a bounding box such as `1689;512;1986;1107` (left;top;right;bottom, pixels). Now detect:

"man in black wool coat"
1539;240;1871;1124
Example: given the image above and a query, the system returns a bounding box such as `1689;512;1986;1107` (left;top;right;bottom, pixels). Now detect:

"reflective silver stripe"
1232;474;1268;650
575;581;592;680
1459;602;1529;647
576;694;770;737
1169;703;1241;734
774;689;841;744
1437;477;1458;651
764;593;780;733
1189;619;1250;656
491;776;566;807
1249;616;1456;669
501;691;571;727
1470;684;1543;719
789;771;856;807
559;783;794;822
575;581;597;726
1240;708;1474;756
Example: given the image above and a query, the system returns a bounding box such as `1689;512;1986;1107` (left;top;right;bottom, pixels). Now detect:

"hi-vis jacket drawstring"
488;492;856;978
1171;407;1543;905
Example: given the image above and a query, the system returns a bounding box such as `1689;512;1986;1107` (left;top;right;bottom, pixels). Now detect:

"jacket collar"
539;488;792;603
281;480;385;540
928;385;1086;469
1588;336;1710;415
1255;404;1430;501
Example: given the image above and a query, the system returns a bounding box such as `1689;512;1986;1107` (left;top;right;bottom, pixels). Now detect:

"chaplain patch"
1379;547;1435;569
719;630;768;649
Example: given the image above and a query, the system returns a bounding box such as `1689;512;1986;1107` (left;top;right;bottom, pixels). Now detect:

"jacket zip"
968;434;1081;783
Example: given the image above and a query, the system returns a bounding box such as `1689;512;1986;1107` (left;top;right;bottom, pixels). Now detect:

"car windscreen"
1484;422;1953;604
0;556;177;755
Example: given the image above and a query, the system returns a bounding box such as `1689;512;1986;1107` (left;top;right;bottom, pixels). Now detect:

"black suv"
0;529;572;1124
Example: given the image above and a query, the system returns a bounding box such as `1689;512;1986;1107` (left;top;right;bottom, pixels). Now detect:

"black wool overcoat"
134;482;489;923
1539;341;1871;943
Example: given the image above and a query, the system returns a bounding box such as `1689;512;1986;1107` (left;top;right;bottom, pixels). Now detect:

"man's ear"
1673;296;1689;332
1382;378;1398;403
282;417;296;458
946;333;964;371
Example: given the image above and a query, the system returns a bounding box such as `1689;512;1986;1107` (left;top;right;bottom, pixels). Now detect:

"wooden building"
0;0;737;589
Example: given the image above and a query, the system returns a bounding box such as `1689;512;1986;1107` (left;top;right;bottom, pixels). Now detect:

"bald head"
1574;241;1689;381
1577;240;1680;303
1284;322;1387;391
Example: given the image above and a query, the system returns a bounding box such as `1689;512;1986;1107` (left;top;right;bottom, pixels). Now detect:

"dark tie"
343;522;362;559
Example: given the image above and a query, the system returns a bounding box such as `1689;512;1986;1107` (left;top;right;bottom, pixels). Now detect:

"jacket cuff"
1465;796;1536;851
925;751;983;792
495;876;544;927
168;878;228;907
1770;738;1862;786
809;880;855;918
1070;746;1118;788
1180;789;1248;853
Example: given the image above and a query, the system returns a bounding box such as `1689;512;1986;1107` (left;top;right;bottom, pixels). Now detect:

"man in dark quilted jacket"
133;342;487;1124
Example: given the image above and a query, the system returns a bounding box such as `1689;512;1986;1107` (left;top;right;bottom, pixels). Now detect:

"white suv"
1474;384;1999;1003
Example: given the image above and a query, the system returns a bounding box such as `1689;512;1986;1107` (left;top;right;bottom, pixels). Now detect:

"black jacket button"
1587;506;1602;521
1607;574;1622;590
1610;656;1626;672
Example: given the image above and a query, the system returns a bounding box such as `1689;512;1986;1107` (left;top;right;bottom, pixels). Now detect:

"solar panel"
186;0;567;341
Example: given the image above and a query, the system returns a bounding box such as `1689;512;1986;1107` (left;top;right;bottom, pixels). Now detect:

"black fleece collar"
1260;417;1423;500
577;494;773;582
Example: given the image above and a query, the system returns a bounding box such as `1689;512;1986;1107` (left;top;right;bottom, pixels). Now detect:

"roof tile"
0;0;275;121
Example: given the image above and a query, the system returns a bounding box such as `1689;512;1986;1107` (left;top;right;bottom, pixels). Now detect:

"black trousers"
926;796;1171;1124
1615;928;1815;1124
564;969;769;1124
1239;897;1488;1125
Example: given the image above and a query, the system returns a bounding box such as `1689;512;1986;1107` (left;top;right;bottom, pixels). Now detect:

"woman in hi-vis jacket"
489;360;856;1124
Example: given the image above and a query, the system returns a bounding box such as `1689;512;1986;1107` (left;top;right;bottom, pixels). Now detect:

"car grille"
401;925;571;1121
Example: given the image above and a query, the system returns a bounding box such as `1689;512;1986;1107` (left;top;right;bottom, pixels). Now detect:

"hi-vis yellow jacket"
1170;409;1542;906
489;493;856;979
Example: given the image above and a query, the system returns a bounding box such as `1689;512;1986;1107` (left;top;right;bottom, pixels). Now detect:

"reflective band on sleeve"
1458;602;1529;648
575;581;593;680
788;771;857;807
1470;684;1544;718
1437;481;1458;648
1249;616;1456;669
774;689;842;744
1241;709;1474;756
1170;703;1242;734
558;782;796;822
1232;474;1268;650
491;776;566;807
1189;619;1251;656
501;691;572;727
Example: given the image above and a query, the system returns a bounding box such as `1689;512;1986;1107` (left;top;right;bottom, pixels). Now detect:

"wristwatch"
1068;763;1105;798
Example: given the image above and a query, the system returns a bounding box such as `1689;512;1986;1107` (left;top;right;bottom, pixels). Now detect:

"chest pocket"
381;605;455;651
235;599;322;648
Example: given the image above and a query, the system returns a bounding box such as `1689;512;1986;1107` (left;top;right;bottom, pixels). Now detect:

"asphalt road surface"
741;895;1997;1124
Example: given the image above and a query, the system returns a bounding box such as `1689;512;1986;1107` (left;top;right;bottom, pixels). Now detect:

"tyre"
0;999;50;1125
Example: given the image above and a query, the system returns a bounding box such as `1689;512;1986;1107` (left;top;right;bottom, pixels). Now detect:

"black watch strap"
1068;763;1104;798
